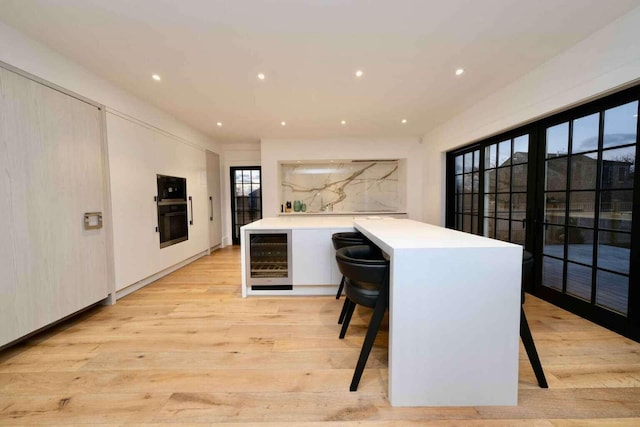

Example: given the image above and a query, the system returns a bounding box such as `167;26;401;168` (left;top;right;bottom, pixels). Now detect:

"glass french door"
536;99;638;322
482;134;530;246
230;166;262;245
452;148;480;234
447;84;640;340
450;129;533;247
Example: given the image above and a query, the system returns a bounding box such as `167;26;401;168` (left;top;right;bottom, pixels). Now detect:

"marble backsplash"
280;160;405;213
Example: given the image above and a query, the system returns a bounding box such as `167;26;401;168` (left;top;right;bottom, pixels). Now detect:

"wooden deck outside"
1;246;640;425
543;244;630;314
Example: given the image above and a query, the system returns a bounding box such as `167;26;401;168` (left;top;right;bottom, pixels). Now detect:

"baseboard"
115;250;209;300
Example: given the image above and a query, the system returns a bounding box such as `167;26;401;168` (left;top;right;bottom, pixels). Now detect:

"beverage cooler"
244;230;292;290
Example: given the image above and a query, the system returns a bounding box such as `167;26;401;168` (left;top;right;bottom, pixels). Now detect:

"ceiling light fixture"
455;68;464;76
355;70;364;78
401;119;408;124
341;120;346;125
152;74;161;81
257;73;265;80
216;122;222;127
281;121;286;126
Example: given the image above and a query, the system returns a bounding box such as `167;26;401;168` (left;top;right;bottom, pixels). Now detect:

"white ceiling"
1;0;639;144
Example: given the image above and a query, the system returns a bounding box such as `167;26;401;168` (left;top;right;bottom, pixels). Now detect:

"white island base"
241;217;522;407
241;216;356;297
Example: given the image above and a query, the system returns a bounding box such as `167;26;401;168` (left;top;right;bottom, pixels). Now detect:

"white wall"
260;137;424;220
221;143;262;245
422;5;640;226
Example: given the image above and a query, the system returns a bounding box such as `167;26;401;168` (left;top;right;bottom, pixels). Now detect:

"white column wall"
422;5;640;226
260;137;424;221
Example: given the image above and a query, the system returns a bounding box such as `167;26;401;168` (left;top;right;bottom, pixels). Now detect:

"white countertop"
242;217;519;250
354;218;520;252
278;211;407;216
241;216;358;230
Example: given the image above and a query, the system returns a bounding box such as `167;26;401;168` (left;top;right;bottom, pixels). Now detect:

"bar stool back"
335;244;389;391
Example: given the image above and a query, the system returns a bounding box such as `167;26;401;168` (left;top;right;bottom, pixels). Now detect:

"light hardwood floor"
1;246;640;426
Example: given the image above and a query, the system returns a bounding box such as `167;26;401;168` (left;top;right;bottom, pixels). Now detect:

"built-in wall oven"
156;174;189;248
244;230;292;290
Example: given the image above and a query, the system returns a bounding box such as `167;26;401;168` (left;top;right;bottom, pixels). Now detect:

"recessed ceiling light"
401;119;408;124
341;120;346;125
355;70;364;78
257;73;265;80
281;121;286;126
455;68;464;76
152;74;161;81
216;122;222;127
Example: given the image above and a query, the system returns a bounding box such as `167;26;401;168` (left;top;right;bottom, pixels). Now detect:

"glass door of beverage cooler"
246;230;292;290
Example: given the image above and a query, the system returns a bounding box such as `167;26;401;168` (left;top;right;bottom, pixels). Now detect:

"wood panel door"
0;65;110;347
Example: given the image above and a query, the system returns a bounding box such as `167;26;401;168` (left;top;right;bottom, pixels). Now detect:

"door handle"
84;212;103;230
209;196;213;221
189;196;194;225
154;196;159;232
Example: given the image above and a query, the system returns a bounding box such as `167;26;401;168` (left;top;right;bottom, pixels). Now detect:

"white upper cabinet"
206;150;222;249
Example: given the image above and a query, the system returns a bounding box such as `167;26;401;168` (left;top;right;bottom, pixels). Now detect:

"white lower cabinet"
292;229;334;285
291;228;351;287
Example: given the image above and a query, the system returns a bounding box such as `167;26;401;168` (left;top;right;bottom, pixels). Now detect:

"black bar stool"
335;244;389;391
332;232;369;324
522;251;548;388
332;232;368;298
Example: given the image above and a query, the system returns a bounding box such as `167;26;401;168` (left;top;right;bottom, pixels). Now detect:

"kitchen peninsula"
241;216;522;407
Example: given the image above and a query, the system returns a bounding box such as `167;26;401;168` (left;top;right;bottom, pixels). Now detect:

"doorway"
230;166;262;245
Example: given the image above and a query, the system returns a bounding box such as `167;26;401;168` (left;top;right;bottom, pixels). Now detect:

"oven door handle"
189;196;194;225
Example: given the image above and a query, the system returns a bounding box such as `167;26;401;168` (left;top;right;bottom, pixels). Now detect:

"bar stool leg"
350;291;387;391
520;307;548;388
339;299;356;339
336;276;345;299
338;297;349;324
